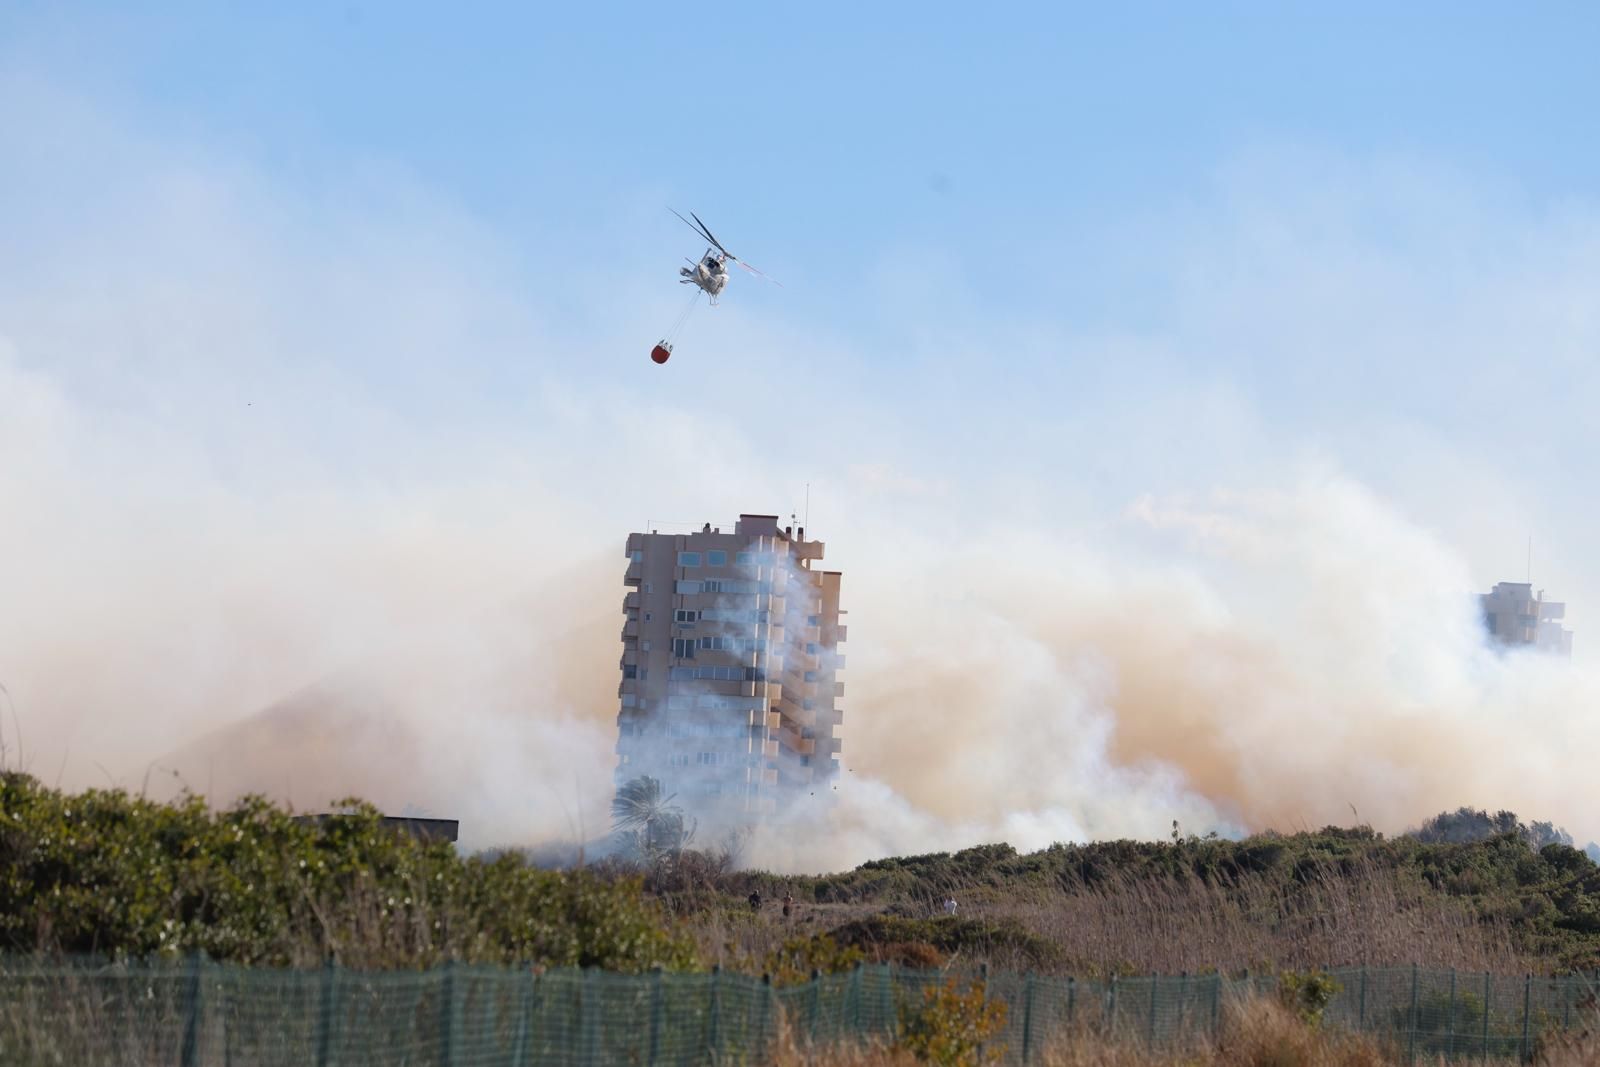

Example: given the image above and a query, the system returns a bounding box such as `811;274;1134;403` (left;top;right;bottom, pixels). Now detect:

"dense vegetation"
672;828;1600;977
8;772;1600;980
0;772;695;969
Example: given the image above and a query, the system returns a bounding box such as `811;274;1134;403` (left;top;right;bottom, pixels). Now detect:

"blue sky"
4;4;1600;848
8;4;1599;309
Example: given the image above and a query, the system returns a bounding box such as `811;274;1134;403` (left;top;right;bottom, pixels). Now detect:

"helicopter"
651;211;777;365
671;209;774;303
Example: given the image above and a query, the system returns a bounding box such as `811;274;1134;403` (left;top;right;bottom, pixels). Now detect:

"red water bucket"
650;342;672;365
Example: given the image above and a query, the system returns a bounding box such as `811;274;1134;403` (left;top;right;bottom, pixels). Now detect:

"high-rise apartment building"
1481;581;1573;656
616;513;845;827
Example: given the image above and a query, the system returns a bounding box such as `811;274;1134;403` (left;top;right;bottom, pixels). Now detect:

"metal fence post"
1067;976;1077;1028
810;968;822;1045
438;960;461;1067
1520;974;1531;1064
1482;970;1491;1062
763;972;776;1059
180;951;204;1067
708;963;722;1057
647;966;664;1067
509;968;535;1066
1447;967;1458;1060
976;963;990;1064
1021;973;1035;1064
1107;974;1118;1035
582;968;602;1066
1408;963;1420;1066
1146;975;1158;1049
1358;965;1368;1032
882;962;895;1041
315;957;340;1067
850;961;863;1035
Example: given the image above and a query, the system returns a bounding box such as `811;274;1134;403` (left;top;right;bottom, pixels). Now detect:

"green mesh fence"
0;957;1594;1065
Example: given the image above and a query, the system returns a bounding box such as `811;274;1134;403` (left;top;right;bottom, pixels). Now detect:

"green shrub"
897;978;1007;1066
0;773;696;971
1278;969;1341;1028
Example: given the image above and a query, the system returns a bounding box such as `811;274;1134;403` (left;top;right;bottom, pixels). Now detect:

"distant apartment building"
1481;581;1573;657
616;514;845;827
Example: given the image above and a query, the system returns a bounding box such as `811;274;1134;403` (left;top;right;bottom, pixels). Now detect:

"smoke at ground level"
40;479;1587;872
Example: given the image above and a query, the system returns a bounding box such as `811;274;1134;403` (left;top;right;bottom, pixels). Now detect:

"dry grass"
766;994;1595;1065
978;857;1532;975
681;855;1532;978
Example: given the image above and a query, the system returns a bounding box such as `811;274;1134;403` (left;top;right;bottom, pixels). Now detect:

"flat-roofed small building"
616;513;844;828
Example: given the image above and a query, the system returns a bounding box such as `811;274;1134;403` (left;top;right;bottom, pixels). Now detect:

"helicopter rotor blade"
671;209;724;254
689;212;731;257
669;208;722;252
732;259;782;286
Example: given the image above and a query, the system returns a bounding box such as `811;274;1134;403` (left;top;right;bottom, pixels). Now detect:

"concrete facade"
616;513;844;828
1481;581;1573;657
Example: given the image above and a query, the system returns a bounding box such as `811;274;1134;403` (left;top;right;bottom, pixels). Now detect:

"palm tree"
611;776;694;860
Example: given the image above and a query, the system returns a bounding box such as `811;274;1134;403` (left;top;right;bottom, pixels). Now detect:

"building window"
622;664;637;679
804;671;817;682
673;638;696;659
800;756;811;767
641;639;651;652
674;609;699;624
736;551;754;566
631;550;644;562
707;550;727;566
699;635;734;651
807;615;821;626
675;580;702;594
678;552;701;567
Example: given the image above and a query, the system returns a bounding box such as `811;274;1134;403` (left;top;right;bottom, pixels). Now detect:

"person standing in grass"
782;890;794;919
943;896;957;917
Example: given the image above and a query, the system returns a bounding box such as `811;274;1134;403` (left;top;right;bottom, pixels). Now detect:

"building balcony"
761;739;779;758
623;592;640;613
622;619;639;639
623;563;642;587
761;769;778;786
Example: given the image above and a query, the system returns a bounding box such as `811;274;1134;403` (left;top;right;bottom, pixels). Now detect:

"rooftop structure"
616;513;844;828
1481;581;1573;657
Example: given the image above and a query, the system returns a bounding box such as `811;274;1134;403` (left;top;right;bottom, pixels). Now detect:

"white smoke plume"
5;74;1600;870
